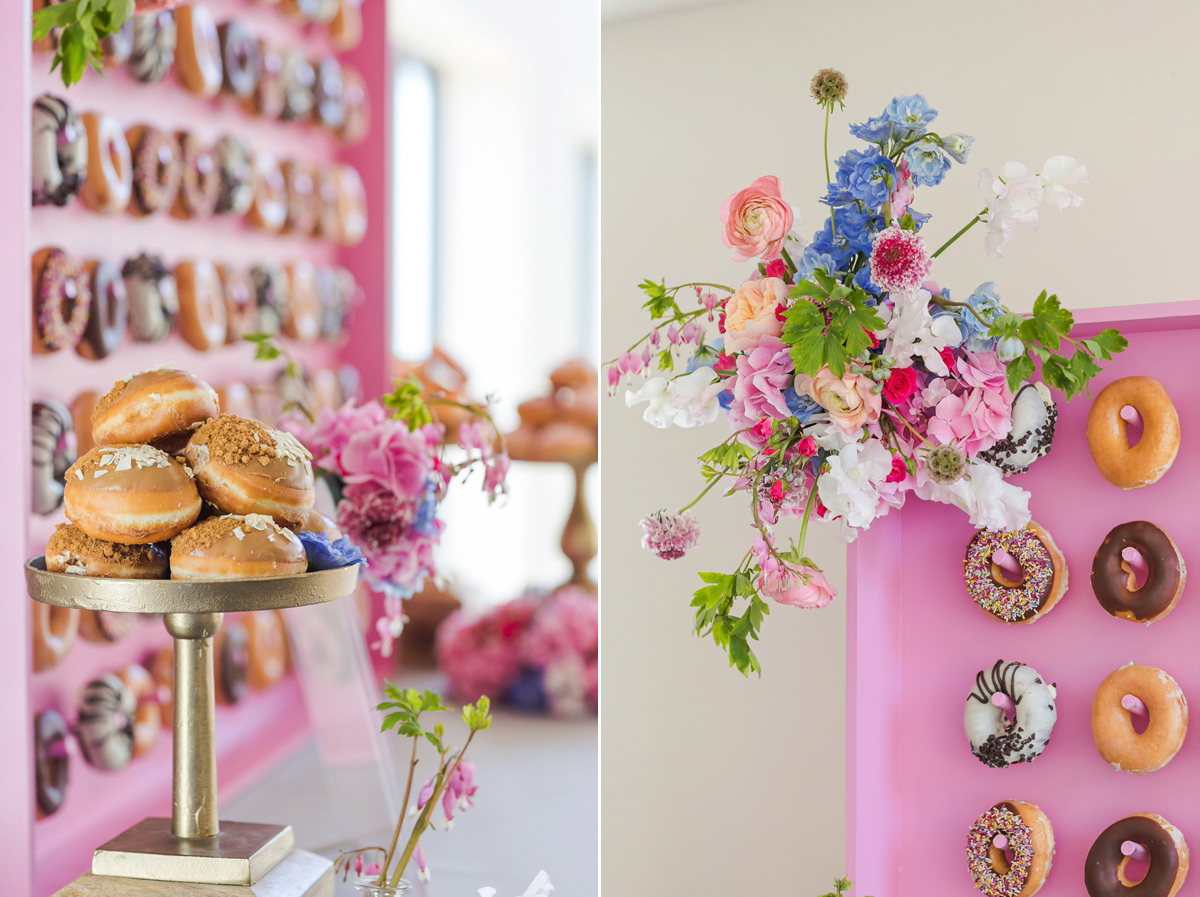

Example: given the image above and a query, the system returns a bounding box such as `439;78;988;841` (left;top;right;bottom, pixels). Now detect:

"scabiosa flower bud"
639;509;700;560
810;68;848;108
926;443;968;484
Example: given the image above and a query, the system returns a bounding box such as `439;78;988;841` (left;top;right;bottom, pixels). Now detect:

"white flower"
977;157;1087;258
1039;155;1088;210
914;460;1031;530
808;417;857;452
816;438;893;532
625;377;671;426
878;290;956;375
480;871;555;897
625;368;722;428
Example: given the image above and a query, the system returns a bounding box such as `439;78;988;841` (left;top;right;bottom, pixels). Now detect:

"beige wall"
601;1;1200;892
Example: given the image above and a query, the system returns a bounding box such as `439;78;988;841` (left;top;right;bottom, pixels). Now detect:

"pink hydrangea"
518;587;598;669
869;225;933;294
926;389;1012;455
436;598;540;701
726;335;794;429
339;420;436;497
338;480;439;589
283;401;389;473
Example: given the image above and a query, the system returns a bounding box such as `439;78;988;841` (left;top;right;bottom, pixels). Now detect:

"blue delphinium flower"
904;140;951;187
845;148;896;211
783;386;822;422
507;667;548;712
885;94;937;136
907;208;932;231
936;282;1003;353
848;113;894;146
852;264;883;301
413;478;440;536
940;133;974;164
686;336;723;373
296;531;368;571
793;246;840;282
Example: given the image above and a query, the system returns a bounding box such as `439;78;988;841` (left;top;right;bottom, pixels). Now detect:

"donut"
173;3;222;98
978;383;1057;475
31;94;87;207
33;247;90;353
101;16;134;67
1091;521;1186;624
216;382;258;419
279;50;315;122
34;709;70;818
78;610;135;644
964;660;1057;768
248;152;287;232
337;65;369;143
77;260;128;360
251;263;290;335
46;522;170;581
79;113;132;214
280;0;323;23
963;523;1068;624
32;601;79;673
242;609;289;689
312;57;345;131
31;400;75;516
175;260;228;351
92;368;219;447
128;10;177;83
310;368;342;413
335;164;367;245
967;800;1055;897
123;254;179;343
71;391;100;457
280;160;316;236
1085;814;1189;897
284;261;321;342
328;0;363;51
74;673;135;770
291;508;342;540
242;42;285;118
64;444;203;544
1086;376;1180;489
149;646;174;727
183;415;315;523
172;131;220;219
212;135;253;215
117;664;161;758
217;265;258;343
126;124;182;216
1092;663;1187;774
318;266;354;339
537;422;597;461
214;618;249;704
216;20;260;98
170;514;307;581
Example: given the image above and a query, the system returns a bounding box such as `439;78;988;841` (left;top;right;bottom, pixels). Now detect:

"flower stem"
679;475;721;513
796;481;818;556
378;738;421;884
823;105;832;185
930;212;983;259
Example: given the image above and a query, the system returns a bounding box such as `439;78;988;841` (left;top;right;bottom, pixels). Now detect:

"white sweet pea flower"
913;460;1031;530
1038;155;1088;210
816;438;893;532
879;290;954;375
977;157;1087;257
808;417;858;452
479;871;555;897
625;368;723;429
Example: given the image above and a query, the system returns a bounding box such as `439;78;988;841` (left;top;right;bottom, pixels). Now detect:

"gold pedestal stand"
26;559;361;896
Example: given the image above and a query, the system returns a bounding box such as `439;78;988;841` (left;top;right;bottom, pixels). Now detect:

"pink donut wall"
847;301;1200;896
14;2;391;894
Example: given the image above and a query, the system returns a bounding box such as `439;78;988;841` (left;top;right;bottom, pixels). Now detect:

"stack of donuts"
506;359;599;462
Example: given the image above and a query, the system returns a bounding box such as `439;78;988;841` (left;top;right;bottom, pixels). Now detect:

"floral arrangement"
339;686;491;890
437;586;598;717
610;69;1126;674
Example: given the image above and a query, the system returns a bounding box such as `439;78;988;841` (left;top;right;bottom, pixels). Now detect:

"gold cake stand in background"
26;559;361;897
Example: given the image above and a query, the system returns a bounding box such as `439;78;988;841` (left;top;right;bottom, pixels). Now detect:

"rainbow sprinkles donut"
963;523;1068;623
968;801;1055;897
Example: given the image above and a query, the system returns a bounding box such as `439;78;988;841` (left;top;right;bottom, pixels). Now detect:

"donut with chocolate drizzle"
964;660;1058;768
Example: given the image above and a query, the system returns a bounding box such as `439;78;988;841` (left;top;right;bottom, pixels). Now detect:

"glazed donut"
173;3;222;98
47;523;169;581
212;135;253;215
214;618;250;704
71;392;100;457
963;523;1068;624
117;664;161;757
248;152;287;232
92;368;219;447
312;164;342;240
310;368;342;413
183;415;315;523
170;514;307;581
218;265;258;343
74;673;135;770
1086;814;1189;897
291;508;342;540
318;266;354;339
34;709;70;818
175;260;228;351
217;21;260;98
242;42;285;119
242;609;289;689
149;646;174;727
32;94;87;207
965;660;1057;768
64;445;202;544
284;261;321;342
978;383;1057;476
251;263;290;335
1092;663;1187;774
33;247;90;353
126;124;182;216
1091;521;1186;624
281;160;316;236
77;260;128;361
967;801;1055;897
312;57;345;131
338;65;369;143
172;132;220;219
335;164;367;245
101;16;134;67
216;381;258;419
279;50;316;122
328;0;363;52
31;400;75;515
1086;376;1180;489
128;10;177;84
32;601;79;673
123;253;179;343
80;113;132;214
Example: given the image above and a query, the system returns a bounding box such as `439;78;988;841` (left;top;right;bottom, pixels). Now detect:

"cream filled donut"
32;601;79;673
173;3;222;98
1092;663;1187;774
1091;521;1186;624
967;801;1055;897
213;135;253;215
978;382;1058;476
248;152;287;232
964;523;1068;624
1086;376;1180;489
74;673;135;770
46;523;169;580
32;94;87;206
965;660;1057;768
184;415;315;523
64;445;202;544
92;368;219;447
218;265;258;343
128;10;176;83
172;131;220;219
80;113;132;215
170;514;306;580
77;259;127;361
1085;813;1189;897
291;508;342;540
123;253;178;343
175;260;227;351
32;400;75;516
32;247;90;354
335;164;367;245
126;124;182;216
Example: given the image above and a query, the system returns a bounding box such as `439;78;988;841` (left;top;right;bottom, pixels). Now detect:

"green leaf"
639;278;674;319
1005;353;1036;394
1032;291;1074;336
58;23;86;86
1091;328;1128;359
987;311;1023;341
380;712;405;733
32;0;79;40
381;375;433;430
423;731;444;752
783;299;827;376
788;280;827;299
110;0;134;28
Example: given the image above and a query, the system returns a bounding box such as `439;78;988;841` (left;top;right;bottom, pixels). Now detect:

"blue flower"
811;206;884;267
903;140;951;187
793;247;839;282
907;208;931;231
935;282;1003;353
507;667;548;712
717;388;734;411
852;264;882;301
848;113;894;146
845;148;896;211
686;337;724;373
413;478;440;536
783;386;821;422
940;133;974;164
884;94;937;136
296;531;368;571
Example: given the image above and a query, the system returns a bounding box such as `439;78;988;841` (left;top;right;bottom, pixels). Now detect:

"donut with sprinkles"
968;801;1055;897
963;523;1068;623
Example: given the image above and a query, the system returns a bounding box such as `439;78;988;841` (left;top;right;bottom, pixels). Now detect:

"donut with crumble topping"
170;514;306;580
967;800;1055;897
963;523;1068;623
46;523;168;579
91;368;219;447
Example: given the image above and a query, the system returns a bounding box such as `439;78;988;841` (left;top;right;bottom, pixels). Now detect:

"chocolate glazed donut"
1091;522;1186;624
1085;814;1189;897
32;400;75;515
34;710;70;818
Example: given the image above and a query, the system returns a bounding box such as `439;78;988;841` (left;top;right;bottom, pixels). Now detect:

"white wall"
601;1;1200;892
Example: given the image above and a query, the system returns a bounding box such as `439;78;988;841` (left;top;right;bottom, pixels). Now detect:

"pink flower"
340;421;435;498
722;277;789;351
519;587;598;669
885;456;907;483
338;480;439;590
362;861;382;876
882;366;917;404
868;226;933;294
926;389;1012;455
413;844;430;883
443;760;478;823
797;436;817;457
416;776;436;811
719;175;794;262
286;400;388;472
639;510;700;560
754;540;835;609
726;335;794;424
891;160;914;219
803;366;881;433
435;605;527;701
764;258;789;280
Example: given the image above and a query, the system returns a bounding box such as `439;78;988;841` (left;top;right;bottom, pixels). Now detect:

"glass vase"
353;877;412;896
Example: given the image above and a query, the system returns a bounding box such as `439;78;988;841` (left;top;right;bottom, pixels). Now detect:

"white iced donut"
965;660;1058;768
978;382;1058;475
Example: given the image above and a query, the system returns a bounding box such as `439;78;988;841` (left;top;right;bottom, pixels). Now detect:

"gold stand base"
91;819;295;886
54;848;333;897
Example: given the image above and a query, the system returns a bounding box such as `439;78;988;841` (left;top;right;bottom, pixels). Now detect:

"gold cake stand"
26;558;362;897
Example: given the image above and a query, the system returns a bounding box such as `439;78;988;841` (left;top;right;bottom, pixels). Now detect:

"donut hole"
1118;854;1150;886
1121;404;1144;447
1120;546;1150;591
987;845;1013;875
989;550;1024;587
1124;695;1151;735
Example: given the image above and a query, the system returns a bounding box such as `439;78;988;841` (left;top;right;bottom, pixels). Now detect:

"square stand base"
53;848;333;897
91;819;296;886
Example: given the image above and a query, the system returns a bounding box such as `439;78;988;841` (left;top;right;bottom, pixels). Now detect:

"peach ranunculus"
804;366;882;433
720;176;794;262
722;276;788;352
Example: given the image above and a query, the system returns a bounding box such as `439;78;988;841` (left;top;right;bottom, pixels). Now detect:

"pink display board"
847;300;1200;896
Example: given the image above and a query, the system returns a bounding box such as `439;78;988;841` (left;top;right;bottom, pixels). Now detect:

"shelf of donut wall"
13;1;392;894
846;299;1200;896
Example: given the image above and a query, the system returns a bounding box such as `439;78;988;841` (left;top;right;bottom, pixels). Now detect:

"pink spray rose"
720;176;794;262
804;366;882;433
758;560;835;609
722;277;789;352
882;366;918;404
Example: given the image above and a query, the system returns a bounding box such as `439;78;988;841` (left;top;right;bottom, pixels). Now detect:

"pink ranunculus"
882;366;917;404
338;480;439;590
720;176;794;262
757;559;835;609
722;276;789;352
806;366;882;433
